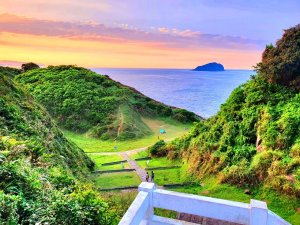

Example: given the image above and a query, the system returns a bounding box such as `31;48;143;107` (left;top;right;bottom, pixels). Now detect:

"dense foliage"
16;66;198;140
256;24;300;91
21;62;40;73
0;73;115;224
153;24;300;197
0;74;93;173
0;66;21;78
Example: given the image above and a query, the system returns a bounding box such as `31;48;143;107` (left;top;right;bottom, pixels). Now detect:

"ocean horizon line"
92;67;254;71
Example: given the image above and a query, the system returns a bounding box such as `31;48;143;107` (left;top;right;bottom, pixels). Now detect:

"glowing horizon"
0;1;299;69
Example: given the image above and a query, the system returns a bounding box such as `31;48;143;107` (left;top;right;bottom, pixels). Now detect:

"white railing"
119;182;291;225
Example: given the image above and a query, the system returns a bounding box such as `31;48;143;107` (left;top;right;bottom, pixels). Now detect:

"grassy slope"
0;71;115;224
16;66;198;141
147;26;300;224
65;117;192;152
161;76;300;195
93;172;141;188
88;154;129;170
136;157;181;169
0;73;93;174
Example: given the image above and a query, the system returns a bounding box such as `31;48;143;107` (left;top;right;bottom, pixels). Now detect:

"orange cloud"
0;31;261;69
0;13;264;69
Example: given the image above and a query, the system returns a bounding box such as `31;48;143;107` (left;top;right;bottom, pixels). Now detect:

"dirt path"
121;152;148;181
117;107;124;137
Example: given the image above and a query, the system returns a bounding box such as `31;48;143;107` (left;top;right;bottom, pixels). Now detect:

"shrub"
219;159;255;187
172;109;196;123
0;191;20;224
149;140;166;157
21;62;40;72
250;150;283;180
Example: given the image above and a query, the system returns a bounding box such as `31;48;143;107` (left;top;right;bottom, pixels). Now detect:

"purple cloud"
0;13;265;50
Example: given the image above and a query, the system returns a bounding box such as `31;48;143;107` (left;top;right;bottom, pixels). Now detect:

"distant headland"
193;62;225;71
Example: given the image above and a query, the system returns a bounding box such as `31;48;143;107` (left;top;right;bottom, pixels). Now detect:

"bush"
149;140;166;157
250;150;283;180
21;62;40;72
0;191;20;224
218;159;255;187
172;109;196;123
0;161;116;225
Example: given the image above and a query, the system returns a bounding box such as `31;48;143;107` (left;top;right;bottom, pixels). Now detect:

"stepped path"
121;152;147;181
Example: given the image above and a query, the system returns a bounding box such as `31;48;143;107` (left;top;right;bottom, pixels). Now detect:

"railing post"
138;182;156;223
250;199;268;225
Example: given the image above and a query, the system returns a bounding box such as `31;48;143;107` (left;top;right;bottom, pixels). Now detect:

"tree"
21;62;40;72
256;24;300;91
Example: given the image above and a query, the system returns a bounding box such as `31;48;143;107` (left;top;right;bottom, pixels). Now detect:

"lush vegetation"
2;24;299;224
0;72;115;224
256;24;300;91
150;25;300;206
16;66;198;141
0;66;21;78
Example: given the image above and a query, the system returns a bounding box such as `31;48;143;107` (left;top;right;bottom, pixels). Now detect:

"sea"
92;68;255;118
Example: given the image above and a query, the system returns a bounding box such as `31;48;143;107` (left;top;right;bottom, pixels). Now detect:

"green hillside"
0;66;21;78
0;70;114;224
152;25;300;197
16;66;198;141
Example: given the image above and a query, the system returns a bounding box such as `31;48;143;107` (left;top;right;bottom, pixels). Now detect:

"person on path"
151;171;155;182
146;172;149;182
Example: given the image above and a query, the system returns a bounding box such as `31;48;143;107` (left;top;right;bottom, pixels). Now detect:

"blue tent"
159;129;166;134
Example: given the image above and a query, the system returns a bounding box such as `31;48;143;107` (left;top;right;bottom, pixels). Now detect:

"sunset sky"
0;1;299;69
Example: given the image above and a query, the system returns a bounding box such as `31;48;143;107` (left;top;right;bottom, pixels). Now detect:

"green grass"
153;168;183;185
136;156;181;169
141;159;189;185
93;172;141;188
129;149;149;159
102;191;138;222
88;154;129;170
64;117;191;152
168;177;300;225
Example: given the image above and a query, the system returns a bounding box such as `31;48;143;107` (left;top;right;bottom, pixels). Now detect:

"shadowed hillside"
0;70;115;224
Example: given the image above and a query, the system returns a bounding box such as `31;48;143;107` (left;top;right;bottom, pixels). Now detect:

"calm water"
92;68;254;118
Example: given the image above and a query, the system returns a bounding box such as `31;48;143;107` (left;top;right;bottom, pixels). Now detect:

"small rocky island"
193;62;225;71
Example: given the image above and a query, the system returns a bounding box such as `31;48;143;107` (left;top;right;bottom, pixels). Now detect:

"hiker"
151;171;155;182
121;162;124;169
146;172;149;182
